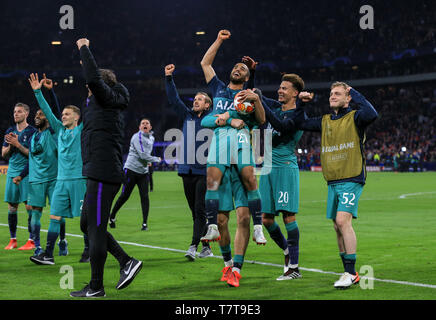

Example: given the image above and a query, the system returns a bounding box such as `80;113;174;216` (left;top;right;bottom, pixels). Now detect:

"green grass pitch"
0;171;435;300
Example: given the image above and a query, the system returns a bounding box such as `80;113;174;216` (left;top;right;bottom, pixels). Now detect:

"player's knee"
217;213;229;227
283;212;296;224
206;176;220;191
237;211;250;227
241;175;257;191
335;214;352;231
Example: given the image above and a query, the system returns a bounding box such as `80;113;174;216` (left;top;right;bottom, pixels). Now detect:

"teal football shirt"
28;128;58;183
34;89;84;180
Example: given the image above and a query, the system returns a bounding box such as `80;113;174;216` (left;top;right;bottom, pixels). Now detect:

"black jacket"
79;46;129;184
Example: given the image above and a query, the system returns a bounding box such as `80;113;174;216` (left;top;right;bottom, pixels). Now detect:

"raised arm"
349;88;379;128
164;64;192;116
42;74;62;118
29;73;63;133
200;30;231;84
242;56;258;89
77;39;129;109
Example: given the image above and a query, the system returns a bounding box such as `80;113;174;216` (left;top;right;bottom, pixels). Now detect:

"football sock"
27;209;33;240
285;221;300;268
339;252;346;269
205;190;219;226
344;253;357;275
248;190;262;225
233;255;244;273
31;210;42;247
220;244;232;263
8;209;18;239
46;218;61;257
59;218;66;241
265;221;287;250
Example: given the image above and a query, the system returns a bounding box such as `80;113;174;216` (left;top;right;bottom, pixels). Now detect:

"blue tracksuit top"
165;75;210;176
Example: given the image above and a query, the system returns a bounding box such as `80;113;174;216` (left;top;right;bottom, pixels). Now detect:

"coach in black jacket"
70;39;143;298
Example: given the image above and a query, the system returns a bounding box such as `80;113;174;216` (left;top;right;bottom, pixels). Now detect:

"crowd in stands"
1;0;435;169
294;82;436;170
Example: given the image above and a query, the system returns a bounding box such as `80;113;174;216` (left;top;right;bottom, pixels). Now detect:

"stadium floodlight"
304;149;308;154
401;147;407;152
196;31;206;35
298;148;303;154
51;41;62;45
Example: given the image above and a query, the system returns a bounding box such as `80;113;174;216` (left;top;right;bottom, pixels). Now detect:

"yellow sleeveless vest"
320;110;365;182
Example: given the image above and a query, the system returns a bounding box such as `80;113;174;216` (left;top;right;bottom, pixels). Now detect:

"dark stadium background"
1;0;435;171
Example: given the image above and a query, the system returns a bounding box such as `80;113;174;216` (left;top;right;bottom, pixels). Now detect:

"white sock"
232;267;241;274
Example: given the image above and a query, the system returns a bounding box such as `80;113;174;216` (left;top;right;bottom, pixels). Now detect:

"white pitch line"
398;191;436;199
1;223;436;290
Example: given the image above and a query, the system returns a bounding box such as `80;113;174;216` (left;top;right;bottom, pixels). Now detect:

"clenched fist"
217;30;231;41
165;64;175;76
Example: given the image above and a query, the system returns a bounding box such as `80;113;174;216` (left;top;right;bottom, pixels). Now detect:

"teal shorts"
207;128;255;173
4;175;29;204
326;182;364;220
218;166;248;212
50;178;87;218
27;179;57;208
259;166;299;215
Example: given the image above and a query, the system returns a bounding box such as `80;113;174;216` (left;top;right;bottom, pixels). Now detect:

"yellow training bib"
320;110;365;182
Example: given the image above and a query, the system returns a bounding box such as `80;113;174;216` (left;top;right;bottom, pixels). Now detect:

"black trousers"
80;179;130;290
110;169;150;225
181;174;208;247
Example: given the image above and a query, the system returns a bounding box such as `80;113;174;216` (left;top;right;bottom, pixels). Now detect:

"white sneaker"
198;246;213;258
334;272;360;289
252;225;267;245
200;224;221;242
184;245;197;261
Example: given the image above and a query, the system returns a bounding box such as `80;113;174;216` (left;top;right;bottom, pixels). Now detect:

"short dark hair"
14;102;30;113
139;118;150;125
281;73;304;93
99;69;117;87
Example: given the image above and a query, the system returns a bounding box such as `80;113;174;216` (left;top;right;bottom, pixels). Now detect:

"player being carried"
199;29;267;247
